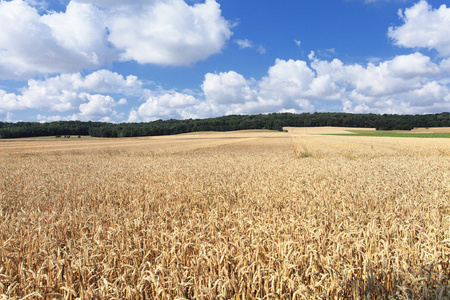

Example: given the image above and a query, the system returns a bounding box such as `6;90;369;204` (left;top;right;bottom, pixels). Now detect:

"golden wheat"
0;129;449;299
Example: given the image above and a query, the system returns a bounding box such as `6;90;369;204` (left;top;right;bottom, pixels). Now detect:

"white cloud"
259;59;315;100
310;52;442;97
21;80;82;112
220;59;340;112
388;1;450;56
404;81;450;107
78;94;118;119
202;71;256;104
388;52;440;78
0;0;232;79
234;38;266;54
0;69;142;121
129;92;199;122
310;52;450;114
41;2;115;64
235;39;253;49
80;70;142;95
16;70;142;113
0;89;23;112
4;47;450;123
308;74;342;100
156;92;198;108
130;60;324;122
0;0;109;79
128;49;450;122
100;0;232;65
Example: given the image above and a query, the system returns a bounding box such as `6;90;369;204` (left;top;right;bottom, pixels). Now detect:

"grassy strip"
330;131;450;138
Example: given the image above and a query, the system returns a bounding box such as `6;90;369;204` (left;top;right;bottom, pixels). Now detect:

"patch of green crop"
329;131;450;138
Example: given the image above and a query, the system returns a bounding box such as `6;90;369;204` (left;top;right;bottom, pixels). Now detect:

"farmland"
0;128;449;299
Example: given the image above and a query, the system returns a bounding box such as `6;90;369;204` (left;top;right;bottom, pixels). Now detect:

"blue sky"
1;0;450;122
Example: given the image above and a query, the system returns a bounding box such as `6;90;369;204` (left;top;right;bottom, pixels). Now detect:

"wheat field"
0;128;449;299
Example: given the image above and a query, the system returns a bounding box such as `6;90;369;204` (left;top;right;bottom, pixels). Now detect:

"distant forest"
1;112;450;139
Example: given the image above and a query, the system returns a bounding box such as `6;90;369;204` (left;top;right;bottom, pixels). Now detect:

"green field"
331;131;450;138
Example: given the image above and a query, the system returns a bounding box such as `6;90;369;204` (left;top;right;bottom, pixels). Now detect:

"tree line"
1;112;449;139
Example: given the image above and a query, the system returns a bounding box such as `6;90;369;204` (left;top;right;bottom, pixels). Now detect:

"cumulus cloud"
310;52;450;113
0;69;141;121
388;52;440;78
0;0;232;79
129;60;336;122
0;89;24;113
103;0;232;65
78;94;118;119
388;1;450;56
79;70;142;95
257;59;343;105
3;52;450;122
259;59;315;100
41;2;114;63
0;0;112;79
128;92;199;122
229;54;449;115
17;70;142;113
126;47;450;122
203;71;256;104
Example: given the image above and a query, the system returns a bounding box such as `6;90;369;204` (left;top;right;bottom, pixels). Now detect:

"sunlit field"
1;128;449;299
